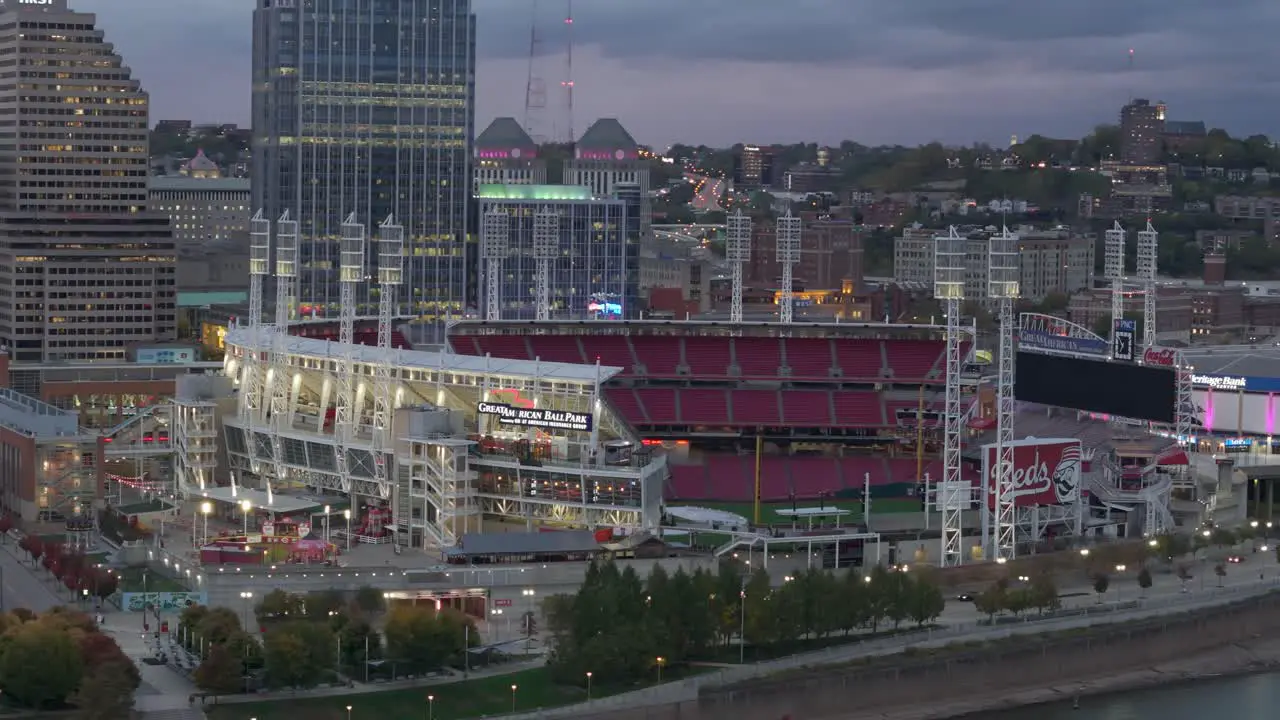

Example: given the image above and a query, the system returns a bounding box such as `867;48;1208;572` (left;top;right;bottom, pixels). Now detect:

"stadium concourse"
448;321;978;523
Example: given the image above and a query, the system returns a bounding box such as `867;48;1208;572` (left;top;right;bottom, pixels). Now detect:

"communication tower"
988;226;1020;561
561;0;575;143
726;209;752;324
370;215;404;500
532;207;560;321
1104;222;1126;353
1136;221;1158;350
332;213;366;497
481;210;511;321
776;210;801;324
933;226;966;567
522;0;548;141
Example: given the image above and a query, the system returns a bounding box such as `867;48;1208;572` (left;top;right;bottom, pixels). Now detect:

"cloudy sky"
77;0;1278;148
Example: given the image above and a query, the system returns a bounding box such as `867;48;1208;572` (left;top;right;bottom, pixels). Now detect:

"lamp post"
585;671;593;701
426;694;435;720
510;684;518;713
738;585;746;664
1115;564;1126;602
343;509;352;551
324;505;331;541
346;705;352;720
656;656;666;682
199;501;212;547
241;499;252;535
239;591;254;630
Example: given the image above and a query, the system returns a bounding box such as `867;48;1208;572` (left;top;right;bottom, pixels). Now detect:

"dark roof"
576;118;638;151
1165;120;1206;137
454;530;601;556
476;117;536;150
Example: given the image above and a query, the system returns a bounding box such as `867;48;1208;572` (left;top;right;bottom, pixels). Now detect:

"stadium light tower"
933;226;966;567
268;212;299;504
776;209;801;324
370;215;404;500
532;207;560;321
1104;222;1126;353
1136;220;1158;350
333;213;365;498
239;211;270;425
481;210;511;321
726;209;752;324
988;226;1020;562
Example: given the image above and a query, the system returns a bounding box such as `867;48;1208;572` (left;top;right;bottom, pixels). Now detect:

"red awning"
1154;448;1190;466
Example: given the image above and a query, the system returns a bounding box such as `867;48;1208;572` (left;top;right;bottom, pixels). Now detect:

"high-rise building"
252;0;476;320
733;145;775;188
1120;99;1165;165
0;0;176;363
563;119;650;236
150;177;251;249
474;118;546;186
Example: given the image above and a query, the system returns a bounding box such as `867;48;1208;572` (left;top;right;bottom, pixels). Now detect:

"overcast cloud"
75;0;1279;147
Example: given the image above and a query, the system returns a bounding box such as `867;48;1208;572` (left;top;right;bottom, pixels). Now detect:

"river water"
975;670;1280;720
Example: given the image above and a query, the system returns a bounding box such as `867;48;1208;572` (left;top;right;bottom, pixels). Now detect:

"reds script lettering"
988;458;1052;499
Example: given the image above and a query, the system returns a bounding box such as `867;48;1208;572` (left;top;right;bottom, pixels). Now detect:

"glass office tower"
251;0;475;320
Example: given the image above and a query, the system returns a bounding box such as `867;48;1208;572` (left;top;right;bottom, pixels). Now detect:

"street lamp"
239;591;254;629
200;502;212;547
585;671;593;701
426;694;435;720
656;656;666;682
346;705;352;720
241;499;252;535
738;586;746;664
1079;548;1090;558
510;684;518;712
343;509;352;551
323;505;331;540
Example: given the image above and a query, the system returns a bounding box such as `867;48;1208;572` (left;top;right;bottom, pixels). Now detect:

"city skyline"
80;0;1278;148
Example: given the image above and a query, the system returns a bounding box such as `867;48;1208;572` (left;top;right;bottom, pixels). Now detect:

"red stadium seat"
734;338;783;378
630;337;682;377
706;455;752;501
603;388;646;425
668;464;711;500
788;457;843;497
528;336;585;364
683;337;732;377
680;389;729;425
731;390;781;425
780;390;833;426
451;336;482;355
758;456;793;500
783;338;833;379
580;336;637;372
635;388;678;424
474;336;532;361
840;457;891;487
832;339;884;380
884;339;945;381
831;391;884;427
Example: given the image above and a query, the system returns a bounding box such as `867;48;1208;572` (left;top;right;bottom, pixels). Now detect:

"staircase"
1086;458;1175;535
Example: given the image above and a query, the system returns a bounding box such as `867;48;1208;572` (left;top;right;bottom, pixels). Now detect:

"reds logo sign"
1143;347;1176;367
982;439;1082;509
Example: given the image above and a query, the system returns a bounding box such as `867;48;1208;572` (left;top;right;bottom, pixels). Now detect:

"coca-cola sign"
1143;347;1176;367
981;439;1082;509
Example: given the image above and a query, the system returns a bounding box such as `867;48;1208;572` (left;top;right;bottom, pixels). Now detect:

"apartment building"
150;176;251;249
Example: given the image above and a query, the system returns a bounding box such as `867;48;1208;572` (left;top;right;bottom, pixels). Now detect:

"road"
687;173;724;212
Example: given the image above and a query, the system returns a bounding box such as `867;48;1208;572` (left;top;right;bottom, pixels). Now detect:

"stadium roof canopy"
1180;345;1280;378
450;531;602;557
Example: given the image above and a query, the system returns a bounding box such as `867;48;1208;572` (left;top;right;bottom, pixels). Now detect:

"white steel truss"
776;210;801;324
240;211;271;424
1136;221;1158;350
934;226;966;567
481;210;510;321
532;207;559;321
988;226;1020;562
369;216;403;500
726;209;752;324
268;213;299;496
333;213;365;496
1104;221;1126;352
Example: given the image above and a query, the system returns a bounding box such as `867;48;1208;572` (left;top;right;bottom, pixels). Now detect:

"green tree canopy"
0;621;84;708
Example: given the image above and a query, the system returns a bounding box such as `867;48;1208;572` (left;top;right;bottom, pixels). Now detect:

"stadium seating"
780;390;833;425
668;464;711;500
788;457;843;497
634;388;678;424
681;389;730;425
450;333;952;384
734;337;784;378
603;388;646;424
527;335;584;364
784;338;834;379
732;389;781;425
832;391;884;426
706;455;753;501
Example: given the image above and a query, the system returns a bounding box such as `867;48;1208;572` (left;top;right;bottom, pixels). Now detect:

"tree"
1092;573;1110;603
353;585;386;616
71;661;135;720
0;621;84;708
1137;567;1153;598
304;589;346;619
1214;563;1227;587
77;631;140;693
905;573;945;627
1028;574;1060;615
0;513;13;541
262;621;334;689
973;583;1004;621
196;607;243;648
338;617;382;675
194;644;244;695
256;589;304;624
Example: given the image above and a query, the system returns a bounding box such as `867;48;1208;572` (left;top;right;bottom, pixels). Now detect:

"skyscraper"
252;0;476;321
1120;99;1165;165
0;0;176;363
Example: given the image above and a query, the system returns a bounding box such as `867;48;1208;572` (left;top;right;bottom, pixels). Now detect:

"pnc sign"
1143;347;1177;367
981;438;1083;510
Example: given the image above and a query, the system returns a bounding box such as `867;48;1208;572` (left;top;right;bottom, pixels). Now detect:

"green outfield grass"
669;498;919;526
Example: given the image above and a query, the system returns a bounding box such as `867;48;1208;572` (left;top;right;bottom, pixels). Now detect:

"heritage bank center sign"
476;402;594;432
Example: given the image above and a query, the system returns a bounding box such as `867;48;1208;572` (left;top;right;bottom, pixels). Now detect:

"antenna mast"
522;0;547;142
561;0;575;143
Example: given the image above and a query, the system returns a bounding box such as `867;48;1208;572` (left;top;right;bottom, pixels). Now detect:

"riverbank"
858;638;1280;720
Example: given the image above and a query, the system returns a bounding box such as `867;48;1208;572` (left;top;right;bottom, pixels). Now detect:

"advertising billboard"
1014;351;1177;424
981;438;1083;509
1019;330;1108;357
477;402;593;432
